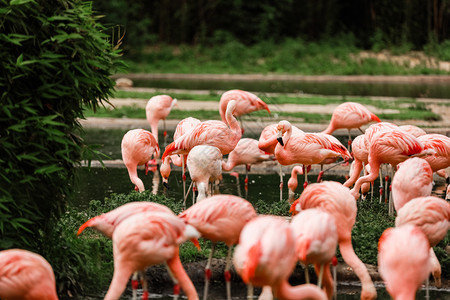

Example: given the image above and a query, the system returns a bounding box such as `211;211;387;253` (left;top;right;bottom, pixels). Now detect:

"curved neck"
126;165;144;192
339;239;376;299
150;122;159;143
225;106;241;137
322;122;334;135
275;281;326;300
221;159;235;171
282;126;292;146
167;249;199;300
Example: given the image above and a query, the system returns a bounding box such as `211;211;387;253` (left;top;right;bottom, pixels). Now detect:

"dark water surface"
132;77;450;99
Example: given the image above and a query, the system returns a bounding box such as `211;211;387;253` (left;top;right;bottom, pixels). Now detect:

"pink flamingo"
222;138;273;189
287;165;304;202
395;196;450;288
258;123;304;201
0;249;58;300
145;95;177;145
322;102;381;149
292;181;377;300
76;202;195;299
350;129;434;200
233;215;327;300
164;117;202;198
178;195;257;300
219;90;270;132
391;157;433;212
276;120;351;186
186;145;223;203
76;201;175;238
378;224;431;300
161;100;241;161
417;133;450;180
291;208;338;299
121;129;160;192
399;124;427;137
104;211;200;300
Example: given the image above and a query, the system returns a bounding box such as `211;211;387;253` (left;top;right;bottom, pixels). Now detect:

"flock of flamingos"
1;90;449;300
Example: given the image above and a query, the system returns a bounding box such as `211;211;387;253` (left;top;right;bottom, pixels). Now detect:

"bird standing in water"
322;102;380;150
121;129;159;192
219;89;270;133
104;211;200;300
145;95;177;147
233;215;327;300
179;195;257;300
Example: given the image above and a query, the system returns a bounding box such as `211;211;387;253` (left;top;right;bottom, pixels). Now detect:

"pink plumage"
291;208;338;299
121;129;159;192
233;215;327;300
145;95;177;143
77;201;174;238
275;120;351;166
395;196;450;287
0;249;58;300
295;181;377;300
258;123;304;154
104;211;200;300
179;194;256;246
322;102;380;135
219;89;270;122
399;124;427;137
186;145;223;201
378;225;431;300
222;138;273;171
350;129;432;199
391;158;433;212
344;134;368;188
161;100;241;161
417;133;450;172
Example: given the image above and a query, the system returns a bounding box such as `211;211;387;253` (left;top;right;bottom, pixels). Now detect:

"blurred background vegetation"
92;0;450;62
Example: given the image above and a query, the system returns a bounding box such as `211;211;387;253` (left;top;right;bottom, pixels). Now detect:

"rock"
115;77;133;88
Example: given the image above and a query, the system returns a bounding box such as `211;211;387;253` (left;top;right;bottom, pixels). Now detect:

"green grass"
122;40;450;75
85;93;442;123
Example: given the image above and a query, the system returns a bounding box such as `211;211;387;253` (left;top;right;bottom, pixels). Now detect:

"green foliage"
351;200;396;265
0;0;123;294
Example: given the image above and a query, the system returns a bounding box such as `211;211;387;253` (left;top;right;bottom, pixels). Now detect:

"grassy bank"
122;39;450;75
84;90;442;123
55;191;449;296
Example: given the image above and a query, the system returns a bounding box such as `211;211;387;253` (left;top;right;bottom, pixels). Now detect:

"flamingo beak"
163;181;169;190
277;129;284;146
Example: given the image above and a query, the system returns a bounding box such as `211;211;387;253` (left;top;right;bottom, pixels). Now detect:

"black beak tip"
163;182;170;190
277;137;284;146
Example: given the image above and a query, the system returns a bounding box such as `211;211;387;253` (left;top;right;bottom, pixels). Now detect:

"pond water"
132;77;450;99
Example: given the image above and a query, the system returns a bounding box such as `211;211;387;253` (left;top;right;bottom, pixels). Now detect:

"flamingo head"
276;120;292;146
160;157;171;189
289;198;301;216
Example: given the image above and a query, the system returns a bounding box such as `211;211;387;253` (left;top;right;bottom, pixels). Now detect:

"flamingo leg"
378;166;384;203
131;272;139;300
430;248;442;287
164;262;180;300
332;264;337;300
247;284;254;299
182;155;186;204
203;242;216;300
163;119;168;147
347;129;352;152
279;163;283;201
317;264;324;288
183;181;194;209
224;245;233;300
302;263;310;283
139;271;149;300
426;276;430;300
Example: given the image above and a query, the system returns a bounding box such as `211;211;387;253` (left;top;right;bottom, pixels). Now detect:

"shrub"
0;0;123;294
